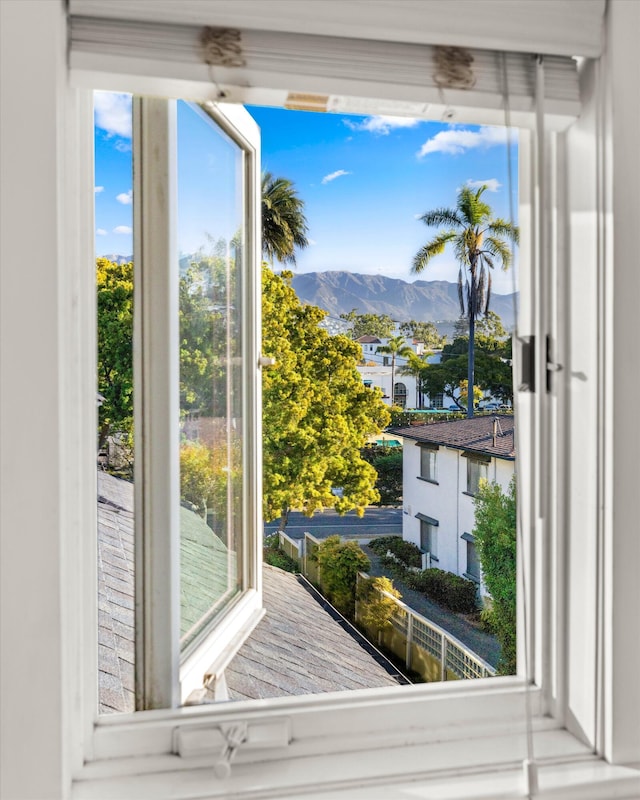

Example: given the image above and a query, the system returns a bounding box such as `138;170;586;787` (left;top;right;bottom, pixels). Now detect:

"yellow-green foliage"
315;535;370;618
356;575;400;634
262;267;390;523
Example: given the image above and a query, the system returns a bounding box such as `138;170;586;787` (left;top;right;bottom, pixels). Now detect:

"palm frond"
483;236;513;270
457;185;492;226
485;271;492;314
457;267;465;315
420;208;464;228
487;219;520;244
477;264;486;314
412;231;457;273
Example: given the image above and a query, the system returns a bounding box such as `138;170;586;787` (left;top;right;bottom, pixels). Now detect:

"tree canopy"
261;171;309;265
262;267;390;527
340;310;396;340
413;185;518;417
97;257;134;452
473;477;517;675
398;320;446;349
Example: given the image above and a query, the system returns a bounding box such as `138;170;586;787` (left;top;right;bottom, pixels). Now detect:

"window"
466;454;489;495
432;392;444;409
419;445;438;482
132;97;263;707
417;514;439;561
5;3;637;798
393;381;407;407
462;532;480;582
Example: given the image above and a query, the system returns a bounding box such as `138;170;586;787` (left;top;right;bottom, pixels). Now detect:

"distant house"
389;415;515;599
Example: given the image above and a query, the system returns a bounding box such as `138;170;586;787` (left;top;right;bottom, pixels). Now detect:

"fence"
356;572;495;682
275;531;495;683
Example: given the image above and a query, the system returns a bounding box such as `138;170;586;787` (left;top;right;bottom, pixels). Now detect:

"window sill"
73;711;640;799
417;476;439;485
463;572;480;584
462;490;477;497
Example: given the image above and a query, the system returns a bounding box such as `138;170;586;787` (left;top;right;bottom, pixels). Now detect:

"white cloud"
116;190;133;205
96;228;107;236
466;178;502;192
417;125;507;158
321;169;351;184
94;186;104;194
94;92;132;139
345;115;420;135
307;238;317;246
113;225;132;234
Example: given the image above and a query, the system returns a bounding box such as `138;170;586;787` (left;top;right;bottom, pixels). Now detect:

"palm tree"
377;335;414;406
412;185;518;417
399;351;431;408
261;171;309;265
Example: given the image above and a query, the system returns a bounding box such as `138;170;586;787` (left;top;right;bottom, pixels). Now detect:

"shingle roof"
355;335;382;343
226;567;405;700
97;473;404;713
389;414;516;460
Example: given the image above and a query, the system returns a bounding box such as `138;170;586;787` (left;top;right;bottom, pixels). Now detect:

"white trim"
68;18;581;131
68;0;606;58
134;96;181;711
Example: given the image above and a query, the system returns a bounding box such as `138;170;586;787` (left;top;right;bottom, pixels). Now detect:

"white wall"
403;443;513;590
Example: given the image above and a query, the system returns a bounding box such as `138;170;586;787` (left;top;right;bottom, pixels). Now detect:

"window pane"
177;102;244;653
420;448;436;481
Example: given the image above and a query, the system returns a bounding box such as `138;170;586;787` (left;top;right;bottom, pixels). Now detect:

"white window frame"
132;96;264;708
419;444;438;483
3;2;639;798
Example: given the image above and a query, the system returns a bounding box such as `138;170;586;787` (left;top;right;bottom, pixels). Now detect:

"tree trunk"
278;505;289;532
467;313;475;418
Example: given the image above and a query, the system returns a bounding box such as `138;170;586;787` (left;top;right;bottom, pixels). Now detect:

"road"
264;506;402;540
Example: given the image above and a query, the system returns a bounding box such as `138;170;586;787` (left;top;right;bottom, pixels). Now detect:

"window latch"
174;717;291;779
518;335;562;393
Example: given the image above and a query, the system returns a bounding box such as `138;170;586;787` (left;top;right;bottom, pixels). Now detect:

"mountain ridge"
290;270;518;328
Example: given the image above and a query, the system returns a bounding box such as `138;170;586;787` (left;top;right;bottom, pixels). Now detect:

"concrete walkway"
361;544;501;669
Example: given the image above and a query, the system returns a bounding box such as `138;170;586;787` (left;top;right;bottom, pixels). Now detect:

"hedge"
404;568;478;613
369;536;422;568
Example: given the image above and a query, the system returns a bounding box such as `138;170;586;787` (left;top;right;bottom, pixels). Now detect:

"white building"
2;2;638;799
392;415;515;599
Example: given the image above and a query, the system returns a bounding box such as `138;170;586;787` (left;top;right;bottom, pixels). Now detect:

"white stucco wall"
402;439;514;596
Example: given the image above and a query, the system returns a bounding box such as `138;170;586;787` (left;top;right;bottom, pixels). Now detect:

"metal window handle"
214;723;248;779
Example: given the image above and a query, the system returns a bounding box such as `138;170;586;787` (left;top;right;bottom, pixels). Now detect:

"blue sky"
94;93;518;293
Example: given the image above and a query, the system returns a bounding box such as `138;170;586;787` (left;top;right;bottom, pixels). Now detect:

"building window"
416;513;439;561
394;381;407;407
419;445;438;482
462;532;480;582
432;392;444;409
383;356;390;366
466;455;489;495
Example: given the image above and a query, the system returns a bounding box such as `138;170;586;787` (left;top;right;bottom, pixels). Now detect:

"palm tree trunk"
467;313;475;418
390;355;395;406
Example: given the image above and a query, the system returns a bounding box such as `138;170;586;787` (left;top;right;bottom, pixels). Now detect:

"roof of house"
355;335;382;344
97;472;404;713
389;414;516;460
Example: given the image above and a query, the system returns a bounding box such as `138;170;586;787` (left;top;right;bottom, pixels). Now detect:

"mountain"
290;271;518;329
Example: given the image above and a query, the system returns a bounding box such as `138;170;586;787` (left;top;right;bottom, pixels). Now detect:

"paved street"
264;506;402;540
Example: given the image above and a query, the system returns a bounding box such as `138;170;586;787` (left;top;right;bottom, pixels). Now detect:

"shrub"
410;568;478;613
369;536;422;568
316;535;370;618
263;533;300;573
356;575;400;637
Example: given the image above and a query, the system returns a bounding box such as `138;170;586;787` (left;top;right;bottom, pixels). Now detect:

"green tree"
473;477;517;675
97;257;134;453
413;185;518;417
262;267;390;529
261;171;309;265
398;351;432;408
340;310;396;340
356;575;400;642
315;535;370;617
377;335;414;406
360;445;403;505
398;320;445;349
